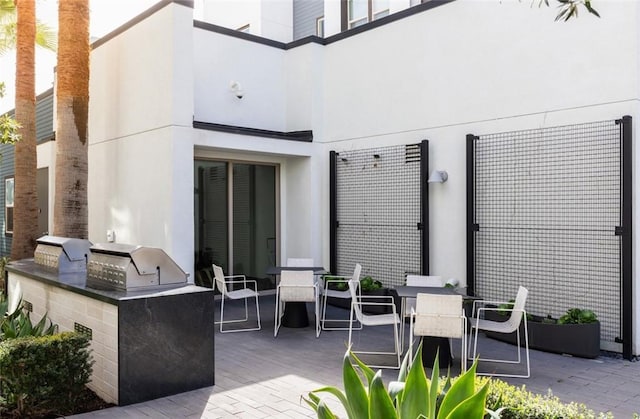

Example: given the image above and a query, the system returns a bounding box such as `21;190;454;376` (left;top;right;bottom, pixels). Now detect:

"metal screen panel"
335;145;421;287
471;120;624;351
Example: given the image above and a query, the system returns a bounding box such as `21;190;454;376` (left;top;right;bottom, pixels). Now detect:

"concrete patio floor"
68;293;640;418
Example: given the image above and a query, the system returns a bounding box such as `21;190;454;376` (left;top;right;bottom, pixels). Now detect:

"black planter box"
483;311;600;359
326;288;391;314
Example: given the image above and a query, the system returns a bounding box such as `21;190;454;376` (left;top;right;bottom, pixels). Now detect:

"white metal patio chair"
321;263;362;330
274;270;321;338
469;285;530;378
348;279;402;369
213;264;261;333
409;293;467;372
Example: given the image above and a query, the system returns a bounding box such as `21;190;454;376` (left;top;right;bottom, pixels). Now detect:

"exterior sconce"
230;81;244;99
428;170;448;183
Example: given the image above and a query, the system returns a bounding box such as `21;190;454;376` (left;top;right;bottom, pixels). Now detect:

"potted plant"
324;275;391;314
483;306;600;358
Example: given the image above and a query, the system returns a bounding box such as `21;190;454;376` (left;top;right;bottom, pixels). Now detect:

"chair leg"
255;292;261;331
393;321;401;369
274;289;281;337
321;292;329;330
322;295;361;331
315;293;321;338
217;295;261;333
472;319;530;378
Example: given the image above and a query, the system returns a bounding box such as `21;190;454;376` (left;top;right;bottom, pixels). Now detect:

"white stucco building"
8;0;639;358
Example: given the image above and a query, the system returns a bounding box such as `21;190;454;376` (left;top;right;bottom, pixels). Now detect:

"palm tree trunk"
11;0;37;260
53;0;89;239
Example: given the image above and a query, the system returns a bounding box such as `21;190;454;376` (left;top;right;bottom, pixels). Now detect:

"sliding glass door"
194;160;276;289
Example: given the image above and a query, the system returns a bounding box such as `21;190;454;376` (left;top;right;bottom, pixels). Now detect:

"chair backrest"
287;258;314;267
406;275;443;287
503;286;528;332
351;263;362;282
414;293;464;338
404;275;443;315
279;270;316;302
212;264;227;294
348;279;364;323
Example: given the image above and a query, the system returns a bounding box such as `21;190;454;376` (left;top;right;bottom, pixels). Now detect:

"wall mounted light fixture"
428;170;448;183
230;81;244;99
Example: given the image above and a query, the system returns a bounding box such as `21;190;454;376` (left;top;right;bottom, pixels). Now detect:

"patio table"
391;286;476;369
267;266;327;328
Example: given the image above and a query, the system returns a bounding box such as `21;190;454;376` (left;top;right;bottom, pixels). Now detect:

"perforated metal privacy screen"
335;145;421;287
471;120;623;350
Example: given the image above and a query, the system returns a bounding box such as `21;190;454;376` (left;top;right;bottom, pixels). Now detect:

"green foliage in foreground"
484;378;613;419
0;294;58;341
0;332;94;418
303;343;490;419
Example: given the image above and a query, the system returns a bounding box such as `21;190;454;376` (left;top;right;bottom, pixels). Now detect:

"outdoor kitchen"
4;236;214;406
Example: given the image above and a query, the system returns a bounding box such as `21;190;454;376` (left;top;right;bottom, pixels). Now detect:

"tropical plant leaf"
309;385;350;414
342;351;368;418
441;380;489;419
387;380;405;401
349;349;376;384
368;371;397;419
428;350;440;419
399;343;429;419
438;360;479;418
316;400;338;419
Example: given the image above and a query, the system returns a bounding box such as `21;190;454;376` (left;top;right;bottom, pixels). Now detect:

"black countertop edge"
6;259;213;306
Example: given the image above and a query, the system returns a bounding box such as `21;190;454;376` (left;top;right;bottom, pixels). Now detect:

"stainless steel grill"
87;243;188;291
34;236;92;273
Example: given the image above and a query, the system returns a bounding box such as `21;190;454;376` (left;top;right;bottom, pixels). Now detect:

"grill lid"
36;235;92;262
87;243;188;290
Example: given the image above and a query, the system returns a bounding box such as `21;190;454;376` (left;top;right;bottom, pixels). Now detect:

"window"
5;177;13;236
348;0;389;28
316;16;325;37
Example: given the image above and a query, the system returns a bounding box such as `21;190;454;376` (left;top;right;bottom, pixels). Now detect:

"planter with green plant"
484;307;600;358
325;275;390;314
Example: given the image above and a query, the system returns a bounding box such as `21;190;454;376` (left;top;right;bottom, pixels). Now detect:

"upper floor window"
348;0;389;29
5;177;13;236
316;16;325;37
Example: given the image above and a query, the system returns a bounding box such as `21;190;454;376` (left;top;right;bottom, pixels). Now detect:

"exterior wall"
321;0;639;284
8;273;119;404
293;0;324;39
0;89;56;256
88;2;194;273
196;0;293;42
193;28;288;131
0;143;14;256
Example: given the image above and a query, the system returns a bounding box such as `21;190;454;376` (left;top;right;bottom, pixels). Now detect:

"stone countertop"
6;258;212;305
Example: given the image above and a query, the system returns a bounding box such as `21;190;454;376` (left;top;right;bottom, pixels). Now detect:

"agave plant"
0;294;58;340
303;343;491;419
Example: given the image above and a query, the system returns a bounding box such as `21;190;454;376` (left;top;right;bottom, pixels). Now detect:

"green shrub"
483;377;613;419
558;308;598;325
0;332;94;417
360;276;383;291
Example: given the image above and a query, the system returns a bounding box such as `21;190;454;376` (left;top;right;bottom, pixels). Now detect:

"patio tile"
68;294;640;418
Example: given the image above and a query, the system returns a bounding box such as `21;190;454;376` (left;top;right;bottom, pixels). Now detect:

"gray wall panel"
293;0;324;40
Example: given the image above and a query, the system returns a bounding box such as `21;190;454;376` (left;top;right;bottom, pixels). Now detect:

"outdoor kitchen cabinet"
5;259;215;406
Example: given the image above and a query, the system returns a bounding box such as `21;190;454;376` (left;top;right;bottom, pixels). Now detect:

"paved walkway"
68;294;640;418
